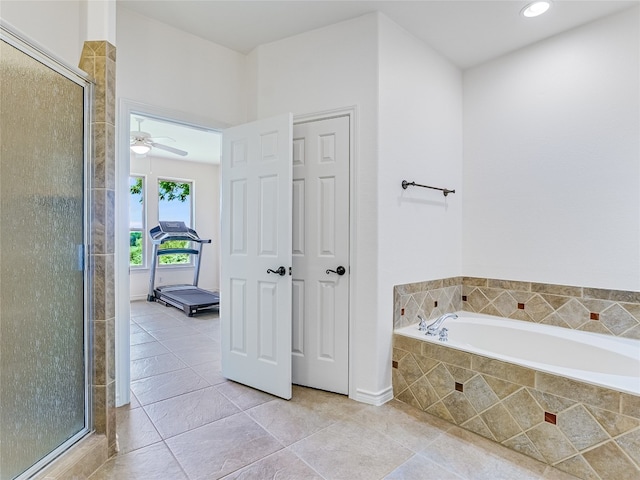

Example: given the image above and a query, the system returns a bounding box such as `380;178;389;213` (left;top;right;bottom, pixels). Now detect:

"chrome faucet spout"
426;313;458;336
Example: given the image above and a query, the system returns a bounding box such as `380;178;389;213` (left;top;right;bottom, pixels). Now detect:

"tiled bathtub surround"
394;277;463;330
393;277;640;479
394;277;640;339
392;334;640;480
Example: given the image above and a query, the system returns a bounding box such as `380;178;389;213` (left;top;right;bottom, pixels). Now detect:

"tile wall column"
78;41;117;456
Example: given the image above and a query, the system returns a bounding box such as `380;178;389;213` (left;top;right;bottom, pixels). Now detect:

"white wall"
1;0;85;66
249;13;383;401
378;16;463;286
463;7;640;291
378;15;463;385
129;155;220;300
116;7;247;126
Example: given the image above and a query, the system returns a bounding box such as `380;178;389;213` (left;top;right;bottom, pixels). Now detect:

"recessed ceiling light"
522;1;551;18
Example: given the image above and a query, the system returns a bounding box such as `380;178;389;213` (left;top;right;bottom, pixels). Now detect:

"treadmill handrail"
156;248;200;256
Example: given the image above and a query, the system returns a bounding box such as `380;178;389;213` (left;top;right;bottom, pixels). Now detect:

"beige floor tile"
130;340;170;361
166;412;283;479
384;454;463;479
216;381;277;410
290;385;365;418
114;406;161;454
130;330;156;346
190;360;228;386
130;323;145;335
148;324;201;341
135;313;186;332
289;418;413;480
172;344;221;366
130;352;186;381
417;428;544;480
161;333;220;353
88;442;188;480
247;395;340;445
130;300;166;317
143;386;240;438
221;448;323;479
131;367;209;405
350;400;451;452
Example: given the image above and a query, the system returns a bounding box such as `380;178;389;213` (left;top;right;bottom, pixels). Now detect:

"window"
158;179;192;265
129;176;144;267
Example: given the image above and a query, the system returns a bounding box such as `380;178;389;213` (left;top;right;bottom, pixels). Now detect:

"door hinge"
289;266;292;276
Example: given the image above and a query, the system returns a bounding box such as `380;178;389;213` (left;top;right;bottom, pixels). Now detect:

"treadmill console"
159;221;189;233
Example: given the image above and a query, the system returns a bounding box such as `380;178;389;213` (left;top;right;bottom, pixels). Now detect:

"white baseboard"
353;386;394;406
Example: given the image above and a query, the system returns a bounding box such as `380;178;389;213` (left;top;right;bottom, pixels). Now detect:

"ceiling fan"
130;118;188;157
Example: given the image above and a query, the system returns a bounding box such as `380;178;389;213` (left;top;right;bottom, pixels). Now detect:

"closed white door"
220;113;293;400
291;116;350;395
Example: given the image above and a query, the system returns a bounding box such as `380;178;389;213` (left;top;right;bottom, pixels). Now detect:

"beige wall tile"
503;388;544;430
480;403;521;442
585;405;639;437
535;373;620;412
526;422;577;464
472;356;535;387
557;405;610;451
582;440;640;480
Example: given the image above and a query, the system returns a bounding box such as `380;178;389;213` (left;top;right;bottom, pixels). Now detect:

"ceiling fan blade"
150;141;188;156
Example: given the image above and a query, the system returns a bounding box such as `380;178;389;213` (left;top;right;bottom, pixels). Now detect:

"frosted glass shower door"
0;37;89;479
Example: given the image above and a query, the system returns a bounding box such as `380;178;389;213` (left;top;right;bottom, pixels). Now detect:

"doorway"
116;102;225;407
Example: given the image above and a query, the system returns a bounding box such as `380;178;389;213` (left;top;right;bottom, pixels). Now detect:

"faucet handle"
417;315;427;331
439;328;448;342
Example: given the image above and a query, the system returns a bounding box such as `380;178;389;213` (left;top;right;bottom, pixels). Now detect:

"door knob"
326;266;346;276
267;266;286;276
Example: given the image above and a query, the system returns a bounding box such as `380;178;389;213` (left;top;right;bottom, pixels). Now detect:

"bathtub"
395;311;640;396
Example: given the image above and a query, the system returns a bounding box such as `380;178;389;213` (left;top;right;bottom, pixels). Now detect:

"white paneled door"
221;113;293;400
221;113;350;399
292;116;350;394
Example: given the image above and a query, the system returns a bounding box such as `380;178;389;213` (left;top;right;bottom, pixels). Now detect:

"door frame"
293;106;357;399
115;104;358;404
115;99;227;406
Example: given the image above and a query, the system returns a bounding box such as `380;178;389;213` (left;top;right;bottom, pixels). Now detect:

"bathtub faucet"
425;313;458;336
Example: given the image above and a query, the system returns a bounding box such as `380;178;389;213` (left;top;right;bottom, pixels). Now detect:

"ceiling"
118;0;637;69
122;0;638;164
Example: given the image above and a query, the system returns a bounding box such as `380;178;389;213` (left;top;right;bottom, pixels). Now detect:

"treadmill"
147;221;220;316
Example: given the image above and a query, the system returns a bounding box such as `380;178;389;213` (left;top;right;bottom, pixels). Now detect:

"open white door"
221;113;293;400
292;116;350;394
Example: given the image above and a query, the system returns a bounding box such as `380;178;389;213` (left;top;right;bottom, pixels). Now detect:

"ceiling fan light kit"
130;139;151;155
130;117;189;157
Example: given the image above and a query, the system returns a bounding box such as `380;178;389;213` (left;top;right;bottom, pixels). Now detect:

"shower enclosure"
0;26;92;479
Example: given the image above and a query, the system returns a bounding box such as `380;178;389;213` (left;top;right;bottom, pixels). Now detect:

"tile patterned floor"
90;301;580;480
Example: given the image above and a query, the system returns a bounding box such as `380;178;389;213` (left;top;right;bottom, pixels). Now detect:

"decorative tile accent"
518;303;525;310
545;412;557;425
590;312;599;320
455;382;463;392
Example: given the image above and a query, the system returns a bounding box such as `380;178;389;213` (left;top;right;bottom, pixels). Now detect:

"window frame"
129;174;146;269
157;176;194;268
